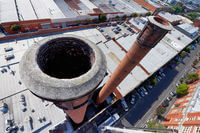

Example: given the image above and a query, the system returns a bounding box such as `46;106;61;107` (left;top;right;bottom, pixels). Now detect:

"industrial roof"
0;0;97;23
91;0;148;14
0;0;19;23
158;11;181;23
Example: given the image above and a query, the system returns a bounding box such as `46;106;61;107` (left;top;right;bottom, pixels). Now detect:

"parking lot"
96;22;135;40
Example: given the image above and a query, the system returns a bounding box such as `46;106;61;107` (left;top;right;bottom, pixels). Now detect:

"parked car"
121;98;129;111
5;54;15;61
105;34;111;39
141;87;148;95
169;91;176;97
136;93;142;99
130;95;136;104
98;113;120;132
116;26;121;31
166;95;172;101
139;90;145;97
162;100;169;107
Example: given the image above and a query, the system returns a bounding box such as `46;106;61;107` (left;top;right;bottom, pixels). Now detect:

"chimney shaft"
96;16;172;104
19;35;106;124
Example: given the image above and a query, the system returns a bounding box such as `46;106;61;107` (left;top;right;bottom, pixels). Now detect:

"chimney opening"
37;37;94;79
153;16;169;26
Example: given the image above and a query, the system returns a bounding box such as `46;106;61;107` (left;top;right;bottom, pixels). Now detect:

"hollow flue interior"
37;37;94;79
154;16;169;26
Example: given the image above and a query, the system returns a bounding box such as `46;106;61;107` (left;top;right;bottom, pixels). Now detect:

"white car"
98;113;120;131
121;98;129;111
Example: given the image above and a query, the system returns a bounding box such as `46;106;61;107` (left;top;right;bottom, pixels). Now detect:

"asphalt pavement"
114;44;200;128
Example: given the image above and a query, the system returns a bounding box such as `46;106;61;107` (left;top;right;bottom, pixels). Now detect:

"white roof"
0;0;19;23
177;23;199;35
79;0;98;10
158;11;181;23
17;0;37;20
129;18;146;30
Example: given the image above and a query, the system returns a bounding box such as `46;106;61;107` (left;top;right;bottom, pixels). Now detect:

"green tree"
146;12;152;16
93;18;99;23
149;76;157;86
77;20;81;25
86;18;91;24
10;24;21;32
180;51;186;58
176;83;189;96
187;12;198;22
131;12;138;19
122;15;127;20
99;14;107;22
185;46;191;53
115;16;120;20
147;120;167;133
156;106;166;116
185;73;199;84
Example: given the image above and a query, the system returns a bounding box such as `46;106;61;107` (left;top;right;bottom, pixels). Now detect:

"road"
114;44;200;128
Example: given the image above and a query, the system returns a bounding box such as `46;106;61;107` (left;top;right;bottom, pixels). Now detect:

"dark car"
162;100;169;107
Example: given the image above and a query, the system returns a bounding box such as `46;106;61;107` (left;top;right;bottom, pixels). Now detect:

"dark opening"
37;37;94;79
154;16;169;26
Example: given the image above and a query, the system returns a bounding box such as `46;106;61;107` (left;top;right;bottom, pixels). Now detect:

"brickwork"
163;69;200;132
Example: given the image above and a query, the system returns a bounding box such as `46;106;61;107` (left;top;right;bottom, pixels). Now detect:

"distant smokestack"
19;35;106;124
96;16;172;104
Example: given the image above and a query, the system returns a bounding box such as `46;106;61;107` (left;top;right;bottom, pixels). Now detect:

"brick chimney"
96;16;172;104
19;34;106;123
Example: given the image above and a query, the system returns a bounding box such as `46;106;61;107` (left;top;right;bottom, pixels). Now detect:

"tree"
185;73;199;84
115;16;120;20
77;20;81;25
10;24;21;32
131;12;138;19
149;76;157;86
146;12;152;16
99;14;107;22
176;83;189;96
93;18;99;23
187;12;198;22
180;51;186;58
156;106;166;116
185;46;191;53
86;18;91;24
147;120;167;133
122;15;127;20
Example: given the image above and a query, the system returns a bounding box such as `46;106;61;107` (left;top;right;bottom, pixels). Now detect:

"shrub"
176;83;189;96
10;24;21;32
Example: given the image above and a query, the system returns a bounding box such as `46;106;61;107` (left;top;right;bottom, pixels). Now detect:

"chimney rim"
19;34;107;101
148;16;172;31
